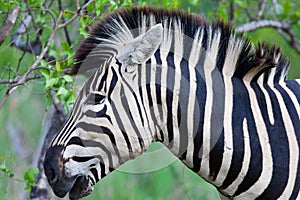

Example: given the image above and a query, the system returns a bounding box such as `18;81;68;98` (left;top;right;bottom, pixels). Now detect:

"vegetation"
0;0;299;199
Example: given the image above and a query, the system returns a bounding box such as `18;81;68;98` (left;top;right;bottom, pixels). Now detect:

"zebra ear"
131;23;163;63
117;23;163;67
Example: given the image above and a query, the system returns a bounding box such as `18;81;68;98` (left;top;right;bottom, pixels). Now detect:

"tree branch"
0;6;20;46
256;0;266;19
0;12;63;110
279;27;300;54
58;0;71;45
29;104;67;200
11;13;42;56
236;20;300;54
0;74;42;84
236;20;289;32
229;0;234;22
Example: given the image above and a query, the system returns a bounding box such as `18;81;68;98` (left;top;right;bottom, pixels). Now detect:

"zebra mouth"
69;176;94;200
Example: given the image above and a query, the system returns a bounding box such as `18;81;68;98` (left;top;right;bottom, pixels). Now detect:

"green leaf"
217;4;228;21
0;163;14;177
63;75;73;83
234;0;247;8
61;42;70;51
57;87;69;96
66;91;77;104
39;68;50;78
45;78;58;89
24;167;39;190
56;61;62;72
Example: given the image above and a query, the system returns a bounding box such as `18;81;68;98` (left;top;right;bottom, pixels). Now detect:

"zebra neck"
137;51;230;183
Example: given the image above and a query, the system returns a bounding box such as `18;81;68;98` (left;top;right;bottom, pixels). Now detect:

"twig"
11;13;42;56
236;20;289;32
245;8;255;21
279;28;300;54
50;89;65;114
272;0;281;18
256;0;266;19
0;74;42;84
58;0;71;45
229;0;234;22
0;6;20;46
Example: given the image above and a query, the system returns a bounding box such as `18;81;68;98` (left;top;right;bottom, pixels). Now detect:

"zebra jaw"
68;175;94;200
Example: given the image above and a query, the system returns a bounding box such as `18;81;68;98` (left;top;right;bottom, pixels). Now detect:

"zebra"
43;7;300;199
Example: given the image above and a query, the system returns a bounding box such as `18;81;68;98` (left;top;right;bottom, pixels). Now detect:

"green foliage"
23;167;39;190
40;60;76;113
0;156;14;178
0;156;39;190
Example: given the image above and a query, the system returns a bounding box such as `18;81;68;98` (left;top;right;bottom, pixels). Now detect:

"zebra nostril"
44;145;64;186
48;167;58;185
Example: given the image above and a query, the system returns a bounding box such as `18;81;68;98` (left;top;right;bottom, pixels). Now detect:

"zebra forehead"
66;6;290;84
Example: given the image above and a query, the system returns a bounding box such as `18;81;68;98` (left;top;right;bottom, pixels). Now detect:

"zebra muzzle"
44;145;94;199
69;176;94;200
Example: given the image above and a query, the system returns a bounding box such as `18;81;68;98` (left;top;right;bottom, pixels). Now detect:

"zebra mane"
66;6;290;83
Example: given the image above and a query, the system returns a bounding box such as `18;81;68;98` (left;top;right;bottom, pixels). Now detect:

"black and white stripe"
45;7;300;199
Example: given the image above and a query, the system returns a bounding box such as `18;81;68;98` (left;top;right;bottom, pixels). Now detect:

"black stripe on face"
90;168;99;182
120;86;145;150
75;123;122;164
132;90;145;126
67;136;84;147
72;156;95;162
76;122;116;145
110;100;133;158
108;68;118;98
81;139;115;169
99;162;106;178
85;105;112;124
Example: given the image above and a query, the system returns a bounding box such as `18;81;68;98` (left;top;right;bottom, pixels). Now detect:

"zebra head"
44;21;164;199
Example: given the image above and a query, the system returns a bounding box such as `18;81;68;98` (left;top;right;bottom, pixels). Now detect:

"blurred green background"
0;0;299;199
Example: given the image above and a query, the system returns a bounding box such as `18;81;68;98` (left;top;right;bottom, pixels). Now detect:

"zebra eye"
86;93;106;105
